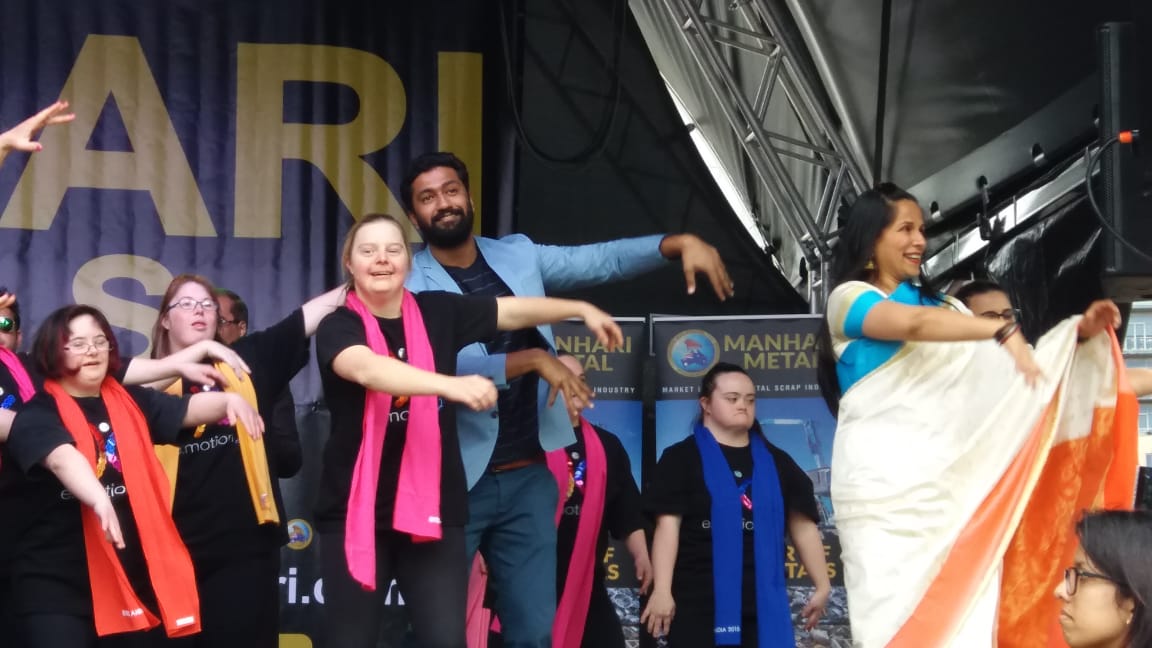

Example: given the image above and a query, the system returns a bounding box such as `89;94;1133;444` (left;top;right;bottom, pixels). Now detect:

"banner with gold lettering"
553;318;646;645
651;315;850;646
0;3;494;648
0;0;493;404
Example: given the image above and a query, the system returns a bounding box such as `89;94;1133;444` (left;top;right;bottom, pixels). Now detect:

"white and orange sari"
829;285;1138;648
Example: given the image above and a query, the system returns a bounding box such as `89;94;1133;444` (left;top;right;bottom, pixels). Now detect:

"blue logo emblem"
668;329;719;377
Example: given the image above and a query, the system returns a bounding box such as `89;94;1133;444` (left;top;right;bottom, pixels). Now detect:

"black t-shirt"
170;309;309;561
0;354;131;583
645;435;819;617
443;253;547;466
557;424;644;592
0;353;38;584
314;292;499;532
5;386;190;616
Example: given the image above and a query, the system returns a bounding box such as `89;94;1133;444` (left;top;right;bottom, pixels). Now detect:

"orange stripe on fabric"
888;399;1061;648
997;427;1111;648
1000;333;1135;647
1104;329;1139;508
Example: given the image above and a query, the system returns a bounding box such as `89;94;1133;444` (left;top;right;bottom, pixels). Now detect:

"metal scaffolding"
656;0;866;309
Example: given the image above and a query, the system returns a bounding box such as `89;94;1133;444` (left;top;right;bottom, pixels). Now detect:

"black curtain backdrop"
503;0;808;317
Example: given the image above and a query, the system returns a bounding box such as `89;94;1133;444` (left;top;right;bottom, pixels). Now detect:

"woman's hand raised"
1077;299;1121;341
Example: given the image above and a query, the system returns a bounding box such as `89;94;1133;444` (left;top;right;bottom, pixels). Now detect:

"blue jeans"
466;463;558;648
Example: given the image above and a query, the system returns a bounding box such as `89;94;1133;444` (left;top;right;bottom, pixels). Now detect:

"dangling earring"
864;259;875;270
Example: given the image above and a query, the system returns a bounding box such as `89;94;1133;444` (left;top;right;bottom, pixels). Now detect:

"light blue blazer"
405;233;667;488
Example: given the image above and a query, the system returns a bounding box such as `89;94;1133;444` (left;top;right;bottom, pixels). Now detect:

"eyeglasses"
218;317;240;327
1064;567;1119;596
167;297;218;312
0;316;16;333
64;336;112;355
978;309;1019;323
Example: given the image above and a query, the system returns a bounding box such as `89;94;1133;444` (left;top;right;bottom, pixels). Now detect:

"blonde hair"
340;214;410;288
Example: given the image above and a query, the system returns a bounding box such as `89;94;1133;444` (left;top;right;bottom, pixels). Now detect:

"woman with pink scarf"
314;213;624;648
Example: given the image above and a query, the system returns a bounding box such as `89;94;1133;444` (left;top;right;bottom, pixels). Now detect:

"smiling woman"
314;213;628;647
4;304;263;647
815;185;1132;647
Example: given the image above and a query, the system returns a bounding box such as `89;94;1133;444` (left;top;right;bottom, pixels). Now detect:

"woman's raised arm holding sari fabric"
816;184;1135;648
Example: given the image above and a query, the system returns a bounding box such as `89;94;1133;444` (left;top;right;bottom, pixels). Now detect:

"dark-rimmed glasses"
1064;567;1119;596
977;309;1020;323
0;316;16;333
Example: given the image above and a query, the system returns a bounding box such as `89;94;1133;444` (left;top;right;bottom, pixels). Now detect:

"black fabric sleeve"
419;292;498;351
233;308;309;398
645;440;697;517
267;387;301;478
769;444;820;524
600;428;645;540
315;308;369;373
127;386;192;445
113;356;132;382
6;397;74;473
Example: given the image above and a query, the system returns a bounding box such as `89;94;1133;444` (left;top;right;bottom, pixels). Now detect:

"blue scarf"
694;423;794;647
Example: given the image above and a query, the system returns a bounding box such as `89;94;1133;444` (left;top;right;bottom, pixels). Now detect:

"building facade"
1122;302;1152;467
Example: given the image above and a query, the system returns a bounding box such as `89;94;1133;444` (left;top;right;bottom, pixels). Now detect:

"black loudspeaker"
1097;20;1152;301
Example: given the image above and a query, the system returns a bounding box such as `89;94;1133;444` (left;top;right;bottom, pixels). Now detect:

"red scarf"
344;290;442;591
43;378;200;637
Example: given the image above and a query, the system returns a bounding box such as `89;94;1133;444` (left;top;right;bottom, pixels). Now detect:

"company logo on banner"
652;315;850;646
553;318;646;643
667;329;719;377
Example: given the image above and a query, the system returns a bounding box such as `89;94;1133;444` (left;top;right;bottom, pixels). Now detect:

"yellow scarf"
155;362;280;524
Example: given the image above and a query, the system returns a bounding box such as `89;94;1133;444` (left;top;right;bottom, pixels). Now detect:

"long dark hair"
1076;510;1152;647
816;183;938;415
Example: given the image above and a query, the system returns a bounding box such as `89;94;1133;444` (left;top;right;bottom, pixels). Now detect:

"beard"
416;204;475;249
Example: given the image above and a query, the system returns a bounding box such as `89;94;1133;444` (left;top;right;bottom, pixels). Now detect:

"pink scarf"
0;347;35;473
466;555;495;646
344;290;442;591
0;347;35;403
465;417;607;647
549;417;607;648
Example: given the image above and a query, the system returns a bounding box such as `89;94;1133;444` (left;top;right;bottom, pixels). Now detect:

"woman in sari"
816;183;1135;647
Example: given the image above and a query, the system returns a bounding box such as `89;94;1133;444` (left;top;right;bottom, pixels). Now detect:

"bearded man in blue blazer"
402;151;733;648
